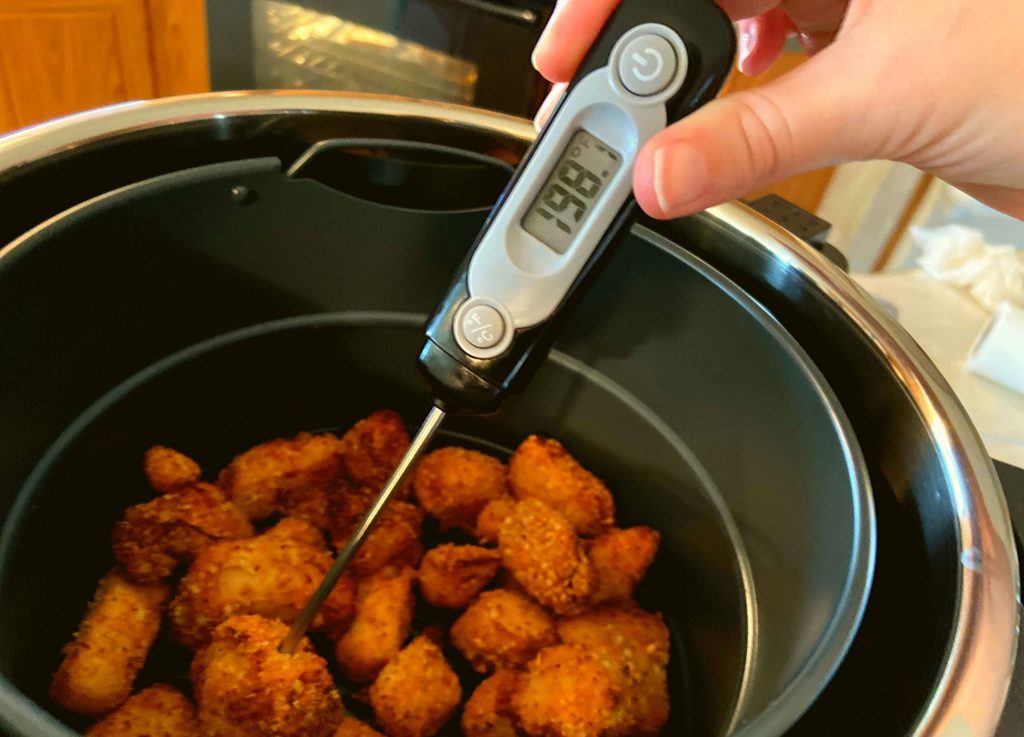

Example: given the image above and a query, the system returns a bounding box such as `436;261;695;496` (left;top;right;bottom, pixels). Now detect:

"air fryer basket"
0;94;1016;737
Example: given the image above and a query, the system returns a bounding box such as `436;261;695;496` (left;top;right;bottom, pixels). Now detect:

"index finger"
532;0;622;83
532;0;780;83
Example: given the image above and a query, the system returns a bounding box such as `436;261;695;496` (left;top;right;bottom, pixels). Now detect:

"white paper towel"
913;225;1024;311
967;302;1024;395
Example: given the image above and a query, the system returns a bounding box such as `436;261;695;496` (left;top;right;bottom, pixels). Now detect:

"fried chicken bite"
51;570;170;716
335;566;416;683
515;645;623;737
332;501;424;577
84;684;198;737
588;527;660;606
191;615;342;737
557;608;671;736
369;636;461;737
413;447;508;532
462;670;524;737
475;497;517;546
338;410;410;491
334;717;385;737
498;500;594;616
417;544;502;609
217;432;341;527
169;518;355;649
450;590;557;673
113;483;254;583
508;436;615;535
143;446;201;495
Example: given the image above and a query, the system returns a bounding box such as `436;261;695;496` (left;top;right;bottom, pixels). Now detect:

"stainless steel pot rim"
0;92;1018;737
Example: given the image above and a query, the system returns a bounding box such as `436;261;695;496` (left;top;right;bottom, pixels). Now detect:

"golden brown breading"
412;447;508;532
333;717;385;737
143;446;202;495
334;566;416;683
417;544;502;609
217;432;341;527
113;483;254;583
84;684;198;737
450;590;557;673
327;482;376;537
332;501;424;577
338;410;410;491
50;570;170;716
191;615;342;737
557;608;671;736
475;496;517;546
587;527;660;606
169;518;355;649
497;500;594;616
461;670;524;737
507;436;615;535
515;645;623;737
369;636;461;737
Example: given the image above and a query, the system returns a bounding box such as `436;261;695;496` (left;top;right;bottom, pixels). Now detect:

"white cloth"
913;224;1024;310
853;271;1024;469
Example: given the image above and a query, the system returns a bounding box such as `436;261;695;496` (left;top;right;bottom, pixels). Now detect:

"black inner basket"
0;131;953;737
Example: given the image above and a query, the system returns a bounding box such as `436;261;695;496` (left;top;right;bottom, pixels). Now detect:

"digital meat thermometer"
281;0;735;653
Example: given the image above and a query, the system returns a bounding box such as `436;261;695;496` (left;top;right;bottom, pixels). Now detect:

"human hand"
532;0;1024;221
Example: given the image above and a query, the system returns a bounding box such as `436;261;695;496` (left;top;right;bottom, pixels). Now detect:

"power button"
618;34;678;96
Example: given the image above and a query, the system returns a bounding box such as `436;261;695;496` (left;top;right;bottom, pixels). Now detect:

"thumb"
633;48;878;218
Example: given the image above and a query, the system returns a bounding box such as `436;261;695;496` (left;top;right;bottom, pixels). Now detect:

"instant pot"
0;93;1019;737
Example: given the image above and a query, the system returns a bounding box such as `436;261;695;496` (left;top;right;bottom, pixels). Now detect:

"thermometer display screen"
521;129;622;254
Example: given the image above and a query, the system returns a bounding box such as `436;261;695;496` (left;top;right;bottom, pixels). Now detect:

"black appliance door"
208;0;552;115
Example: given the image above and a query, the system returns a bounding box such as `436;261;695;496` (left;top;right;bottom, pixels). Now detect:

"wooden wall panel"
146;0;210;96
0;0;155;131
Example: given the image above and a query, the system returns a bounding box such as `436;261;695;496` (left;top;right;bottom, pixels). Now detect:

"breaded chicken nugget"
84;684;198;737
335;566;416;683
450;590;557;673
498;500;594;616
191;615;342;737
515;645;623;737
338;410;410;491
508;437;615;535
333;501;424;577
143;446;201;495
327;482;376;535
461;670;524;737
418;544;502;609
113;483;254;583
334;717;385;737
413;447;508;532
51;570;170;716
588;527;660;606
169;518;355;649
557;608;671;736
475;497;517;546
217;432;341;527
369;636;461;737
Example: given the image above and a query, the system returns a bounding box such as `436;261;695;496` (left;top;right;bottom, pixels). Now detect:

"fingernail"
736;19;758;74
534;83;566;131
652;143;709;216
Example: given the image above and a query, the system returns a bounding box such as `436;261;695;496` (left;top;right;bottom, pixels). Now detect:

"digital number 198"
536;159;604;236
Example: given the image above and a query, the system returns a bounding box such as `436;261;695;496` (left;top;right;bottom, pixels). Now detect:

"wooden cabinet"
0;0;208;135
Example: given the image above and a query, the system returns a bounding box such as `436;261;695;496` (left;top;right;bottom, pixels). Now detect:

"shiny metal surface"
698;202;1021;737
280;403;446;653
0;92;1017;737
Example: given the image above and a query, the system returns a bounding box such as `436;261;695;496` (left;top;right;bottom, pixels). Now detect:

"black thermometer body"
420;0;736;412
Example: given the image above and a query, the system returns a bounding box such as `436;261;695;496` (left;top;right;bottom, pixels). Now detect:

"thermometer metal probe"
281;0;735;653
